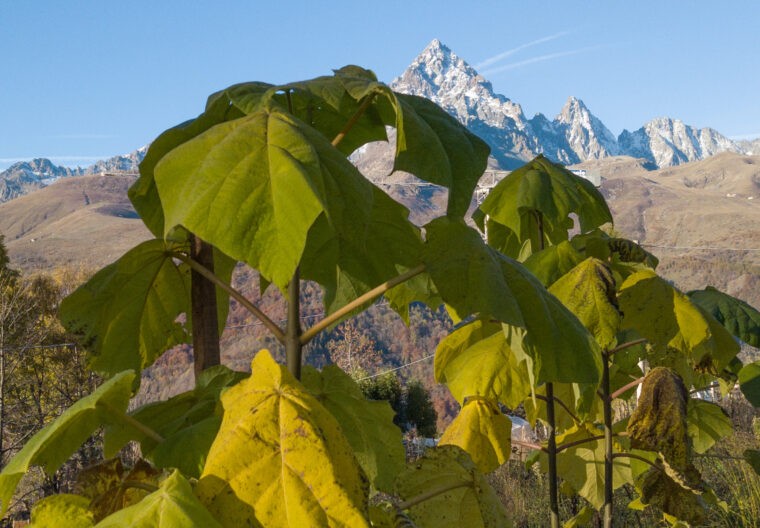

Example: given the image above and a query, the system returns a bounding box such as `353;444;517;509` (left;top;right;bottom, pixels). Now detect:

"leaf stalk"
300;264;426;344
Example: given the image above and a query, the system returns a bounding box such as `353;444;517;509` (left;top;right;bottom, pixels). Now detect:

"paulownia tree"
0;67;600;527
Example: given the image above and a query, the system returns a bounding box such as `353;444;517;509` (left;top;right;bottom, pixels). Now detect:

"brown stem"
556;435;606;454
190;235;221;380
536;394;580;423
602;351;613;528
546;382;560;528
286;268;302;380
331;94;377;148
397;481;471;510
177;254;285;344
610;377;645;401
608;339;647;356
300;264;426;344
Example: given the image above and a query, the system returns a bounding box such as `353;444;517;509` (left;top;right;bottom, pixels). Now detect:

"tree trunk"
190;235;221;381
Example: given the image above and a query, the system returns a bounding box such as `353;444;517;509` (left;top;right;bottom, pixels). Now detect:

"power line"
356;353;436;381
640;244;760;252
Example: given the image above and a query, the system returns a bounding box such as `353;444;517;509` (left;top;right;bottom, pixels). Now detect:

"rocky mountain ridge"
0;147;146;202
391;39;750;170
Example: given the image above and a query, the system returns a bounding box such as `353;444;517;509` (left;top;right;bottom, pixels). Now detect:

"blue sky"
1;0;759;170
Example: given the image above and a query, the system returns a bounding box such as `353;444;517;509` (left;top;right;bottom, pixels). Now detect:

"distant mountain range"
2;38;757;204
391;39;752;170
0;148;146;202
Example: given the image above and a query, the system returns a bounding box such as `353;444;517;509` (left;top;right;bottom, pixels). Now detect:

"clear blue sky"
2;0;759;170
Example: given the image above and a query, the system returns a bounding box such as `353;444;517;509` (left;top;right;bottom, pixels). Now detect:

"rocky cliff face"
390;39;747;170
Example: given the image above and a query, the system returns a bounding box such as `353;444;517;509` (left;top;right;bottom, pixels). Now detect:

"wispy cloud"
481;46;603;76
475;31;572;70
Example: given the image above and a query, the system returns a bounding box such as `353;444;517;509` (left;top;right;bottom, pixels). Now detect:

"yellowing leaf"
94;471;221;527
196;350;370;527
0;371;134;517
30;494;94;528
74;459;162;522
395;446;511;528
548;258;620;350
435;320;531;408
619;270;739;379
301;365;404;493
439;397;511;473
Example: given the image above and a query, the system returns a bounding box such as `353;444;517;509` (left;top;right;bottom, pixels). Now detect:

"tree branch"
610;377;644;401
176;254;285;344
300;264;425;344
611;453;666;475
608;339;647;356
556;434;606;454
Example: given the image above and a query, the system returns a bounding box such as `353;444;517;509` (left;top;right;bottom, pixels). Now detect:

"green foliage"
738;361;760;407
104;365;247;478
59;239;191;379
688;286;760;347
9;64;758;528
477;155;612;255
402;380;438;438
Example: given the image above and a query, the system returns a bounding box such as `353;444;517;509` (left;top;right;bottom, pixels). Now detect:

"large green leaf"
523;380;599;432
424;217;602;384
571;230;658;270
222;67;490;217
618;270;739;379
687;286;760;347
225;68;389;155
548;257;621;350
154;106;422;308
60;239;191;378
738;360;760;406
30;494;94;528
438;397;512;473
301;365;404;493
523;241;585;286
686;399;732;454
394;446;511;528
130;91;248;236
104;366;248;478
435;320;531;408
392;93;489;217
94;471;222;528
196;350;370;527
478;155;612;252
0;372;134;516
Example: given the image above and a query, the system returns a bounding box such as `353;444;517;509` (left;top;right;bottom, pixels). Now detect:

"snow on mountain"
391;39;538;168
390;39;745;170
555;96;620;161
619;118;741;168
0;148;146;203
